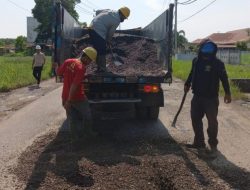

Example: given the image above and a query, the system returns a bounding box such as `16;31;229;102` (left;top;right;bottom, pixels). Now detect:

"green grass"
0;56;52;91
172;59;250;99
241;53;250;65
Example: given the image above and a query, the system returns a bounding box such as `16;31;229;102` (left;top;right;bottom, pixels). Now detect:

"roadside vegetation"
241;53;250;65
0;56;52;92
173;59;250;99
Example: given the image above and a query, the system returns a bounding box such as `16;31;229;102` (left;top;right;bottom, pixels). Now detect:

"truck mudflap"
138;92;164;107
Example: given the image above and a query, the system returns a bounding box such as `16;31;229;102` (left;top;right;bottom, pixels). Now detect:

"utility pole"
174;0;178;54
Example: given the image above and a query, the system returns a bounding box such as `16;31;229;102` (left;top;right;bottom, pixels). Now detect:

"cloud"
145;0;162;11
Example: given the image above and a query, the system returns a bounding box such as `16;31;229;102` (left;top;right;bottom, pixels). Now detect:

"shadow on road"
14;118;250;189
23;121;94;190
204;150;250;189
28;85;39;91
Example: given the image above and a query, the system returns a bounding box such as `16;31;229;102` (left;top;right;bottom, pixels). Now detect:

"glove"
224;94;231;104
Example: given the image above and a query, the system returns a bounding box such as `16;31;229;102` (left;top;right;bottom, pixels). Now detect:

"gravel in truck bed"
73;35;166;76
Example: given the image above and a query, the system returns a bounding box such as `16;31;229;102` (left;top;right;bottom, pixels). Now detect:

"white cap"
35;45;41;50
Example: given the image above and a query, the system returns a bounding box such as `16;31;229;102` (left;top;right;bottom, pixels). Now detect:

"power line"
77;9;93;16
80;1;96;11
162;0;168;11
179;0;193;3
179;0;217;23
76;4;93;15
6;0;31;13
84;0;101;10
178;0;198;5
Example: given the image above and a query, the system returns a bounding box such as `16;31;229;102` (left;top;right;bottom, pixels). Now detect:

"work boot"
207;147;219;159
185;143;206;149
197;147;209;158
96;55;107;73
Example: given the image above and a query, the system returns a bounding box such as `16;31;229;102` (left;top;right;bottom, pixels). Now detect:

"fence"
217;49;241;65
175;50;242;65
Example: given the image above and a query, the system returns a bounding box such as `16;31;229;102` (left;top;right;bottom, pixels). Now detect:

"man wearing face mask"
184;39;231;158
89;7;130;73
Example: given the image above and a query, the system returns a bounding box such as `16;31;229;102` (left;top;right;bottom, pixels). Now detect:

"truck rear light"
151;85;159;93
143;85;159;93
144;85;152;93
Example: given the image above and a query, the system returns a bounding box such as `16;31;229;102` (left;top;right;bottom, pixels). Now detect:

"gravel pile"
12;128;248;190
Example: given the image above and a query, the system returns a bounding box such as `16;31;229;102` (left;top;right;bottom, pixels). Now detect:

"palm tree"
177;30;188;50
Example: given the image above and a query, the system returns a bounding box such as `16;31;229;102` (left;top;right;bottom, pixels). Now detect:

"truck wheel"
136;107;147;119
148;106;159;120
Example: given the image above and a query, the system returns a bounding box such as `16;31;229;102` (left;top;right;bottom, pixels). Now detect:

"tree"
0;40;4;47
15;36;27;52
177;30;188;49
0;38;15;46
32;0;80;42
79;22;87;28
236;41;247;51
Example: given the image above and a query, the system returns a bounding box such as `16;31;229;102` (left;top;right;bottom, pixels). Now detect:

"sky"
0;0;249;42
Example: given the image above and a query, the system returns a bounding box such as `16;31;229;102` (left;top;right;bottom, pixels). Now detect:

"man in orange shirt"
56;47;97;142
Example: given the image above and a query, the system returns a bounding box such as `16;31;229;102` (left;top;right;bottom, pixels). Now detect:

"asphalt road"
0;79;250;189
0;87;65;164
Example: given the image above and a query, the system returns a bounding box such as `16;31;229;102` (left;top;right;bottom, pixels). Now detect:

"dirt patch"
73;35;165;76
11;123;250;190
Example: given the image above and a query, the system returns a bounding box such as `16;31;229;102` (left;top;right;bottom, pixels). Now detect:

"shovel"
171;91;188;128
108;45;124;66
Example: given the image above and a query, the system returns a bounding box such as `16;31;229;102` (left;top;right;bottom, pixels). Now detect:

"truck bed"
73;35;167;77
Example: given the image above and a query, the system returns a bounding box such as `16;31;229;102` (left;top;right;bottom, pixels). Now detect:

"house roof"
0;44;15;49
192;28;250;45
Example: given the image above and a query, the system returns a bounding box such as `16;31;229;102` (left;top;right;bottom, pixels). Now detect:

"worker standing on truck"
184;39;231;158
56;47;97;143
32;45;46;87
89;6;130;73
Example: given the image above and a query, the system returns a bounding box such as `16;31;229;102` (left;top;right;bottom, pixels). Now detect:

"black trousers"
89;29;106;55
191;95;219;148
33;66;43;84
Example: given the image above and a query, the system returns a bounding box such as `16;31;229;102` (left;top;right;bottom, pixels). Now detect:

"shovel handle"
171;91;188;127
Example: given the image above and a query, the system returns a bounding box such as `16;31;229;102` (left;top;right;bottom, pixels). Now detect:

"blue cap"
201;42;215;53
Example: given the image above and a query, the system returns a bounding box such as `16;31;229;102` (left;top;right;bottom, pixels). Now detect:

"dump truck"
52;2;174;120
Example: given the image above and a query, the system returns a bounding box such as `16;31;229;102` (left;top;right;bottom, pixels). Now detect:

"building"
27;17;39;45
192;28;250;49
0;45;15;55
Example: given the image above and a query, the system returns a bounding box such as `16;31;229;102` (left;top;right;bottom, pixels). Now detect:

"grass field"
172;59;250;99
0;56;249;99
241;53;250;65
0;56;52;92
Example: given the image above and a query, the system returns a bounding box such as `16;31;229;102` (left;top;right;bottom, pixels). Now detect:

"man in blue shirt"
89;7;130;73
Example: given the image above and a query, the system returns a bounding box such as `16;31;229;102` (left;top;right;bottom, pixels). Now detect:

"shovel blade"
112;53;124;65
114;60;123;66
171;121;177;128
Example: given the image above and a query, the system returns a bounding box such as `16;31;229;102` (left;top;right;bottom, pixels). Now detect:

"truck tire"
136;107;147;119
148;106;159;120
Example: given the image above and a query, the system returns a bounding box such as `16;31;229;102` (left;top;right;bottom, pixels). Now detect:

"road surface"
0;78;249;189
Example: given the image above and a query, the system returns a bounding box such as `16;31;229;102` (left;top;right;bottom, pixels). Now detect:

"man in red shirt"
56;47;97;142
